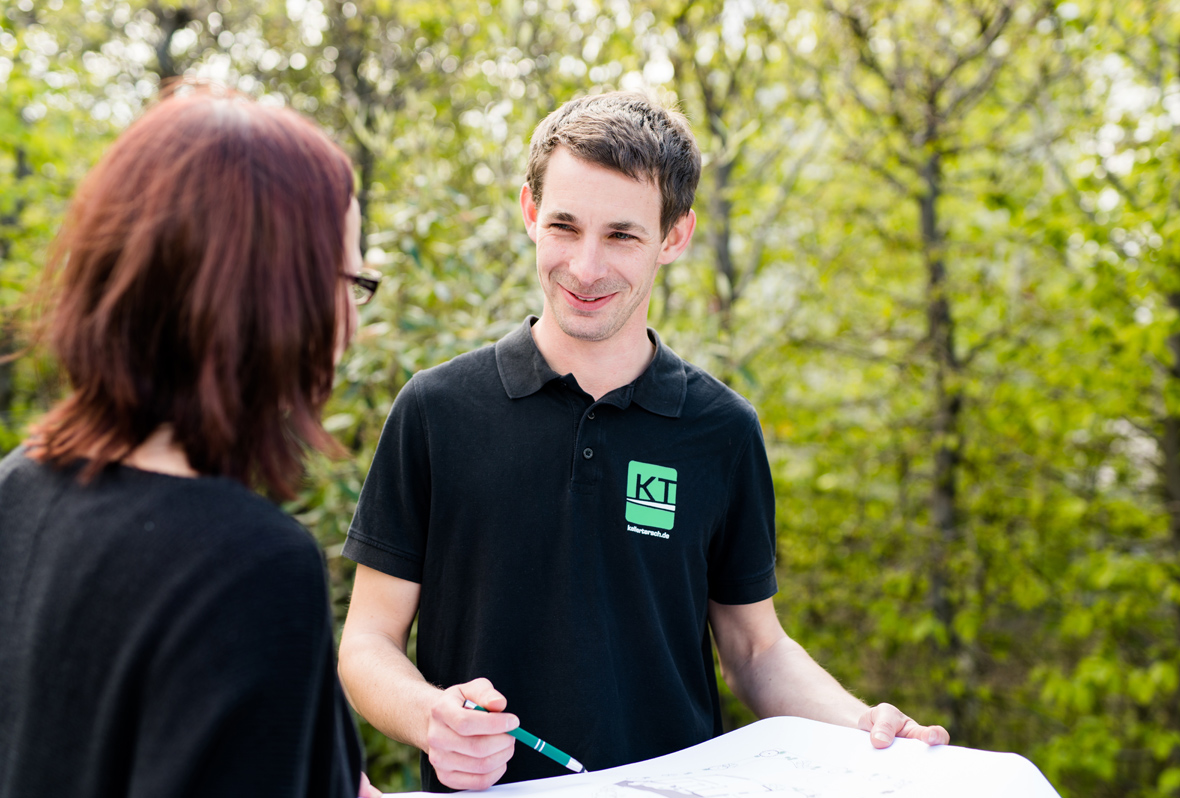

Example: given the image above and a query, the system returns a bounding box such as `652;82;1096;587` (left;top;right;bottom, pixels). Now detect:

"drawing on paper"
590;747;913;798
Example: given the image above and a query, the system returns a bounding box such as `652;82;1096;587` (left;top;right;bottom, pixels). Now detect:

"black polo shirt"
345;317;777;791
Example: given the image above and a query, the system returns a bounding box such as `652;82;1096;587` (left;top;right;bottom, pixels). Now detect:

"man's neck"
531;315;656;401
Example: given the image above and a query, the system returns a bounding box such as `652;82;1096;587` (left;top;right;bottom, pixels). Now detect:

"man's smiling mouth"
562;284;616;304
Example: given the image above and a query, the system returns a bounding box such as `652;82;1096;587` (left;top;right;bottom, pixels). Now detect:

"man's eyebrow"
542;210;653;238
609;220;653;236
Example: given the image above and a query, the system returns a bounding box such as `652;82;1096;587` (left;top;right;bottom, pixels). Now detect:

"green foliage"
4;0;1180;794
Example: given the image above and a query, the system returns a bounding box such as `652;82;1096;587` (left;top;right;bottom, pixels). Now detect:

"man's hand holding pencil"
462;700;587;774
425;678;519;790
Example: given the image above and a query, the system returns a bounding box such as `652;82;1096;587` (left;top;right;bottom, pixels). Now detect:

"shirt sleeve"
706;416;779;605
125;542;362;798
342;378;432;582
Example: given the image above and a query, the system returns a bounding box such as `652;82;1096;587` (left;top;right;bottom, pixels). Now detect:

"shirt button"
588;411;596;420
582;447;594;459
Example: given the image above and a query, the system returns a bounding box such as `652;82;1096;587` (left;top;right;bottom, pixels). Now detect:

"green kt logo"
626;460;678;531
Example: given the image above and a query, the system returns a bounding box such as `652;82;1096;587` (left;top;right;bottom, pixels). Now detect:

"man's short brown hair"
526;91;701;238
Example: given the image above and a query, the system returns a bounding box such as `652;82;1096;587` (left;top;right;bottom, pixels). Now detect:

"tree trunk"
1161;289;1180;773
0;146;31;429
0;328;13;430
920;146;974;741
707;157;736;336
150;5;193;79
670;21;742;378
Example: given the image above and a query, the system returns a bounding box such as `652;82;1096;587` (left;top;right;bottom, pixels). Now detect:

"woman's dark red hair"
27;84;355;499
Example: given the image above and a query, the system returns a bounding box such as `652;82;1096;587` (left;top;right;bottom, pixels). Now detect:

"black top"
345;317;777;791
0;449;363;798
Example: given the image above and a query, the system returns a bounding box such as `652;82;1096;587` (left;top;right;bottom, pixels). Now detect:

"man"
338;92;948;793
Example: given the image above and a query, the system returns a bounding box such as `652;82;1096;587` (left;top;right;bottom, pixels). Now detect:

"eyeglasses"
343;267;382;306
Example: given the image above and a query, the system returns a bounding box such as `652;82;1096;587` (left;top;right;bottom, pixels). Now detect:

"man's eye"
610;232;635;241
550;223;574;232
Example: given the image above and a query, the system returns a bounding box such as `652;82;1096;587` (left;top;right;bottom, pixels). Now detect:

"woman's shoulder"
125;468;322;568
7;451;322;578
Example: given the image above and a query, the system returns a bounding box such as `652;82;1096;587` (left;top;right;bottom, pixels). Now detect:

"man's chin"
555;314;619;343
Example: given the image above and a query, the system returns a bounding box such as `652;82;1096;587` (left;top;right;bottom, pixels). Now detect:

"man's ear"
657;209;696;266
520;183;540;243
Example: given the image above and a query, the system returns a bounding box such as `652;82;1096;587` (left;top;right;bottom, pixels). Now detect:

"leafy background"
2;0;1178;794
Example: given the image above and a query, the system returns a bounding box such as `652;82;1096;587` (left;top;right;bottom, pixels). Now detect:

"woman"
0;85;382;797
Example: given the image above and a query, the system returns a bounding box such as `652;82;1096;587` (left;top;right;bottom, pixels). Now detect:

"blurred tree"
659;0;825;385
1033;1;1180;794
811;0;1062;744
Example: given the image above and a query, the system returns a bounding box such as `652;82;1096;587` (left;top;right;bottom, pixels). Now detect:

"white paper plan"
385;715;1061;797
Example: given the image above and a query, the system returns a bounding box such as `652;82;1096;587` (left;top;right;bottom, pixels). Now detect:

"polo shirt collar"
495;316;687;418
630;328;686;418
495;317;558;399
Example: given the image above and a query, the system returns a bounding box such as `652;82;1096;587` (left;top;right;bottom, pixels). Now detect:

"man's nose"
567;237;608;285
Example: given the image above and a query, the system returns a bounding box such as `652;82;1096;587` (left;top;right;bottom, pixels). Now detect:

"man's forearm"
338;631;443;752
722;634;870;728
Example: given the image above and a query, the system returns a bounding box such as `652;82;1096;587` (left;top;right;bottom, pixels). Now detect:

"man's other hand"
426;678;518;790
858;703;950;748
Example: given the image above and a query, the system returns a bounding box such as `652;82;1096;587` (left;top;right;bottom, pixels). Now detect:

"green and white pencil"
462;699;588;774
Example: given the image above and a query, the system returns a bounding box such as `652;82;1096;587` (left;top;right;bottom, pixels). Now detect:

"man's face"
521;146;693;346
